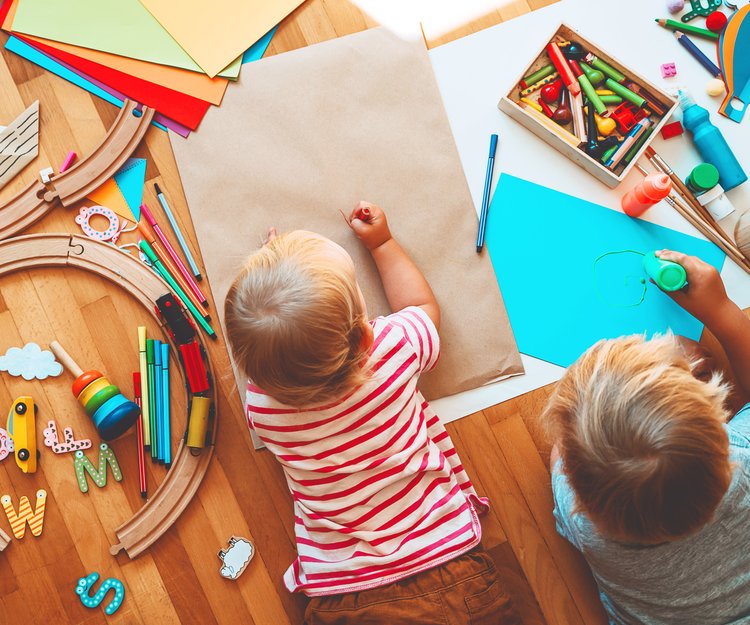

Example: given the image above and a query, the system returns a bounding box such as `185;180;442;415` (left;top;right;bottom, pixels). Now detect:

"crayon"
655;18;719;41
605;79;646;108
585;54;627;83
547;42;581;96
521;64;556;88
520;71;560;97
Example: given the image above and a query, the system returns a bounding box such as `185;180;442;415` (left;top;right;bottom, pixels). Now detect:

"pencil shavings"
0;342;63;380
0;100;40;190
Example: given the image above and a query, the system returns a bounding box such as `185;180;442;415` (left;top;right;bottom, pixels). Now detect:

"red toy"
706;11;728;33
541;78;563;104
660;120;684;139
610;101;648;133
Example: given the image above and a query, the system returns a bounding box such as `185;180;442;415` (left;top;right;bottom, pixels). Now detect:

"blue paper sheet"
242;26;277;64
4;36;167;132
113;158;146;221
485;175;726;367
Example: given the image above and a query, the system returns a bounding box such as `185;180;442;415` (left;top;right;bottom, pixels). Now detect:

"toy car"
7;396;38;473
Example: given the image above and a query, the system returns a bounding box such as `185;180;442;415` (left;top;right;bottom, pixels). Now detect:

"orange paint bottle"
621;173;672;217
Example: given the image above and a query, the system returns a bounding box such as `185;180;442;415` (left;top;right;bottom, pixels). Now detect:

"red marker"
354;206;372;222
133;372;147;499
546;42;581;97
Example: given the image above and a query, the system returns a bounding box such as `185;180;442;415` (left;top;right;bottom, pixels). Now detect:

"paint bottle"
678;89;747;190
621;173;672;217
643;251;687;291
697;184;737;220
685;163;720;195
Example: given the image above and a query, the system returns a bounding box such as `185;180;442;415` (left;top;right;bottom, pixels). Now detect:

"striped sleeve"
386;306;440;373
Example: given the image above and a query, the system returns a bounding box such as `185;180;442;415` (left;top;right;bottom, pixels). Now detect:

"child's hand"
657;249;732;326
262;227;277;246
348;201;392;250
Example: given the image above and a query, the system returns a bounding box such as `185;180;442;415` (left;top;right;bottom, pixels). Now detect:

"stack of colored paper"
0;0;293;136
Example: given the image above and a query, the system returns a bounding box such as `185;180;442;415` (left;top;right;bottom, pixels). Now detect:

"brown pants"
303;545;519;625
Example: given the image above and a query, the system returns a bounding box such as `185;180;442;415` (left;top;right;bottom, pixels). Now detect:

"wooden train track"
0;100;154;241
0;234;217;556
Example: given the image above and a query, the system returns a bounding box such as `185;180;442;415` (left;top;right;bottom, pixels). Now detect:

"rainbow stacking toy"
50;341;140;440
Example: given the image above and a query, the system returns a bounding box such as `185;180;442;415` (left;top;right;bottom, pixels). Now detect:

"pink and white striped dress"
246;306;488;596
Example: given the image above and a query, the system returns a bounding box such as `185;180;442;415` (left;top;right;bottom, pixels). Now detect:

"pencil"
155;183;202;281
137;327;151;447
133;372;147;498
655;18;719;41
476;134;498;252
161;343;171;467
146;339;157;461
673;32;721;77
153;339;163;463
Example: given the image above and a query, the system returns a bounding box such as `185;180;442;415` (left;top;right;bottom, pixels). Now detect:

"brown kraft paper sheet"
170;26;524;405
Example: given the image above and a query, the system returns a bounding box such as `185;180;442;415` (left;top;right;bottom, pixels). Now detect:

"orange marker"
137;222;210;319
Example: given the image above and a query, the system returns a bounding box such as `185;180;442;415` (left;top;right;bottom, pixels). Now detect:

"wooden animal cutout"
43;420;92;454
75;572;125;615
218;536;255;580
1;489;47;539
74;443;122;493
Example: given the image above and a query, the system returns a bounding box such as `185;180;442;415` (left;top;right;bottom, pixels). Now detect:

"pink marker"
140;203;208;307
59;151;76;173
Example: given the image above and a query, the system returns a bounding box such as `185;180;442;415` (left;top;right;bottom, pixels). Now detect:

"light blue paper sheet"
242;26;277;64
485;175;726;367
4;36;167;132
113;158;146;221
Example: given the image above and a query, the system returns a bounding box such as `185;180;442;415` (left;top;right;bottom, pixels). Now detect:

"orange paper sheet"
2;0;228;105
87;179;133;222
139;0;303;78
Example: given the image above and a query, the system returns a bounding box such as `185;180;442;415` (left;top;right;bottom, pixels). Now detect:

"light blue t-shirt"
552;404;750;625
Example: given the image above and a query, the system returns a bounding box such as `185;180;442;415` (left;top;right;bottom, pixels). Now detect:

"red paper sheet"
18;34;211;130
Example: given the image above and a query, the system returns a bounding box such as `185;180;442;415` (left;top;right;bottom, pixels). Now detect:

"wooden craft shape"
0;100;40;190
0;234;217;558
75;572;125;615
75;205;125;242
43;419;92;454
218;536;255;580
1;489;47;539
74;443;122;493
0;426;13;461
0;100;153;242
735;210;750;259
682;0;723;21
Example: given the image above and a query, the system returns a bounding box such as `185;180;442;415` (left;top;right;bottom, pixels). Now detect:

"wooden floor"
0;1;698;623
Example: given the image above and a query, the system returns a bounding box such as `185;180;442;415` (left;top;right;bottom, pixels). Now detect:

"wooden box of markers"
498;23;679;188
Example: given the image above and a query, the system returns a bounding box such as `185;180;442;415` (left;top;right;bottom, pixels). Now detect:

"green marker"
622;126;655;166
605;78;646;108
139;241;216;339
585;54;626;83
600;142;621;163
643;251;687;291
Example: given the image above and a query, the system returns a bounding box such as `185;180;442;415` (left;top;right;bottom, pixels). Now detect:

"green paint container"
643;251;687;291
685;163;720;195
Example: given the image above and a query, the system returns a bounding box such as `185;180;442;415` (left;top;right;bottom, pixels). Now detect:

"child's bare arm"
348;201;440;331
658;250;750;398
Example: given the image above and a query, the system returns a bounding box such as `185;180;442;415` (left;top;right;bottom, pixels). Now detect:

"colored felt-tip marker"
138;326;151;447
476;134;498;253
153;339;163;463
146;339;157;461
154;183;202;282
161;343;171;467
140;240;217;339
141;202;208;307
133;372;147;498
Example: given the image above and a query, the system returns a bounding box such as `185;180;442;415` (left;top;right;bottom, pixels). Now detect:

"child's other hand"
262;227;277;246
348;201;392;250
657;249;731;326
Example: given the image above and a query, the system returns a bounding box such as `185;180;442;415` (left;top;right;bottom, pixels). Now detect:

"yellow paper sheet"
87;179;133;222
139;0;303;78
2;0;228;104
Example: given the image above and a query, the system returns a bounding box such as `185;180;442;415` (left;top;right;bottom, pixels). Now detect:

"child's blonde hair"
543;334;732;545
224;230;369;407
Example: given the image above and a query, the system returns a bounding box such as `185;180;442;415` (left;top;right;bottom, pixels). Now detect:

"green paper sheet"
11;0;241;79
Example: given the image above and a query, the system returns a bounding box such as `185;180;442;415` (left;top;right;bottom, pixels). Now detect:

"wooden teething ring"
0;234;217;558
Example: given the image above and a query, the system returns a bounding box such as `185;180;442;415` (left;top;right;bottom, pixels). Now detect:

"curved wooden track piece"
0;526;10;552
0;101;154;242
0;234;217;558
